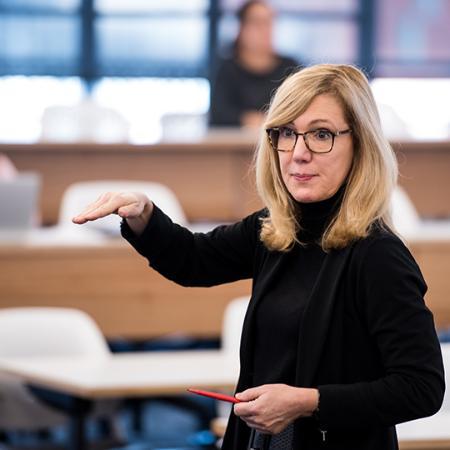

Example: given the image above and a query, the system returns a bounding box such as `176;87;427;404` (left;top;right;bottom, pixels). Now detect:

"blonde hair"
255;64;398;251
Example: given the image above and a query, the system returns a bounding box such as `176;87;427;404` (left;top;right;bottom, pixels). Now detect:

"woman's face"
239;3;273;53
277;94;354;203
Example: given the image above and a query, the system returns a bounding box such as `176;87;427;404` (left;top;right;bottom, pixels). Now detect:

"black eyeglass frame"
266;127;352;154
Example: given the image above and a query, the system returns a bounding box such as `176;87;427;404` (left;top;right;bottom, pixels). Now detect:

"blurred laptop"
0;173;40;240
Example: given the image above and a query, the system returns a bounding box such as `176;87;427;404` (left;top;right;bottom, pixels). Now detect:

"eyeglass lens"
270;128;333;153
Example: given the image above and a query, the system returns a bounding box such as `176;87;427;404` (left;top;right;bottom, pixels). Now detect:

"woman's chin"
290;189;320;204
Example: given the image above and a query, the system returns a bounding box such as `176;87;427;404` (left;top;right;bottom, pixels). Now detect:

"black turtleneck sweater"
121;187;444;450
252;190;343;387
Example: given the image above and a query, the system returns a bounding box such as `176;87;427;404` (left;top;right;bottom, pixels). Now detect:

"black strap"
248;429;272;450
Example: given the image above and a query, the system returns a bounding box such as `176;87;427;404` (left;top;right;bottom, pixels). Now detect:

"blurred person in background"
209;0;299;128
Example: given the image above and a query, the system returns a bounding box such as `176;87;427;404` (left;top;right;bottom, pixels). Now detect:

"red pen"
187;388;241;403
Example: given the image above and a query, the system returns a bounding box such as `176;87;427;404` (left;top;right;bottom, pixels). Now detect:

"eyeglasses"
266;126;352;154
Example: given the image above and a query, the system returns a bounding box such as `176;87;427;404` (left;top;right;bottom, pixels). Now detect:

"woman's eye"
314;129;332;140
280;127;295;138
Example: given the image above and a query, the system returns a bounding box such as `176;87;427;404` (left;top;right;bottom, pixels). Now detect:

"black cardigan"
122;206;444;450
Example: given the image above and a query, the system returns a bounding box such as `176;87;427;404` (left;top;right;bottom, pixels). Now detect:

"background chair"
0;307;122;445
58;180;187;237
221;296;249;360
211;296;250;448
160;113;207;142
397;343;450;445
391;186;450;241
40;100;130;144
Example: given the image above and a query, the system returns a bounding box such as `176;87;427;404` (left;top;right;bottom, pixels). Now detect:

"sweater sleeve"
317;234;445;430
121;204;264;287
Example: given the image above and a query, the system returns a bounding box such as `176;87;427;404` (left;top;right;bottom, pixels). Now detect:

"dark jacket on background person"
121;204;444;450
209;55;298;127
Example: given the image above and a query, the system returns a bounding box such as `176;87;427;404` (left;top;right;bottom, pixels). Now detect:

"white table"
0;350;239;450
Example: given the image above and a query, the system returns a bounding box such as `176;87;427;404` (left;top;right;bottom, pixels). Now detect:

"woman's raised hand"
72;191;154;236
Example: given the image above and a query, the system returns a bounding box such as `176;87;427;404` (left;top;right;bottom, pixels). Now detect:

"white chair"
221;296;250;360
212;296;250;443
377;103;412;141
0;307;120;435
40;100;130;143
391;186;450;241
397;343;450;443
58;180;187;236
160;113;207;142
391;185;422;238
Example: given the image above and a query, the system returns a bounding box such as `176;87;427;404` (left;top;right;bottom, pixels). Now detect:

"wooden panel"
0;243;251;340
400;440;450;450
2;139;449;226
2;143;259;225
393;141;450;219
1;239;449;340
409;241;450;329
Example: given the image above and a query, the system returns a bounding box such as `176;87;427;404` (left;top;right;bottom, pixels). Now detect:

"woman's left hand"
233;384;319;434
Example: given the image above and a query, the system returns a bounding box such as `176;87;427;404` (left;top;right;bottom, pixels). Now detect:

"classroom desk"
1;236;450;337
1;135;450;225
0;350;239;450
9;351;450;450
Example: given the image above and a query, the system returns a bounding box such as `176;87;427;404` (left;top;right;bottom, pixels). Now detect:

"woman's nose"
292;136;312;162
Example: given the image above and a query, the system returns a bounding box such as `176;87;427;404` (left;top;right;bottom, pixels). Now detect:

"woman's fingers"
72;192;143;224
72;193;113;223
236;385;267;402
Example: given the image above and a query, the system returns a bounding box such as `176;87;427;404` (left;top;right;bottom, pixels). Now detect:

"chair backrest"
439;343;450;411
40;100;129;143
0;307;110;358
160;113;207;141
390;185;421;238
221;296;250;358
59;180;187;235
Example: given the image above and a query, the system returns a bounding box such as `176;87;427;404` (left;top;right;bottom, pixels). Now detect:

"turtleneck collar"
295;183;346;243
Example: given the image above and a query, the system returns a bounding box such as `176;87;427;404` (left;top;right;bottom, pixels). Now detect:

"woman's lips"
292;173;317;182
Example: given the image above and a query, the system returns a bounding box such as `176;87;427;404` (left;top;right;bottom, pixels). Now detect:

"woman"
209;0;298;128
74;64;444;450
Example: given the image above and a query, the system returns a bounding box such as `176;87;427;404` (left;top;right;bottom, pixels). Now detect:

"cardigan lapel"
224;245;354;449
223;251;290;449
296;244;354;387
237;250;287;387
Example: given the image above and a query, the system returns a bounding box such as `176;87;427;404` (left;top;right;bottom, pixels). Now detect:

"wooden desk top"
0;350;239;399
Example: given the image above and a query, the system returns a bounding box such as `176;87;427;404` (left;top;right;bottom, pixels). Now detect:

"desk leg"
69;398;91;450
70;414;85;450
27;385;92;450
